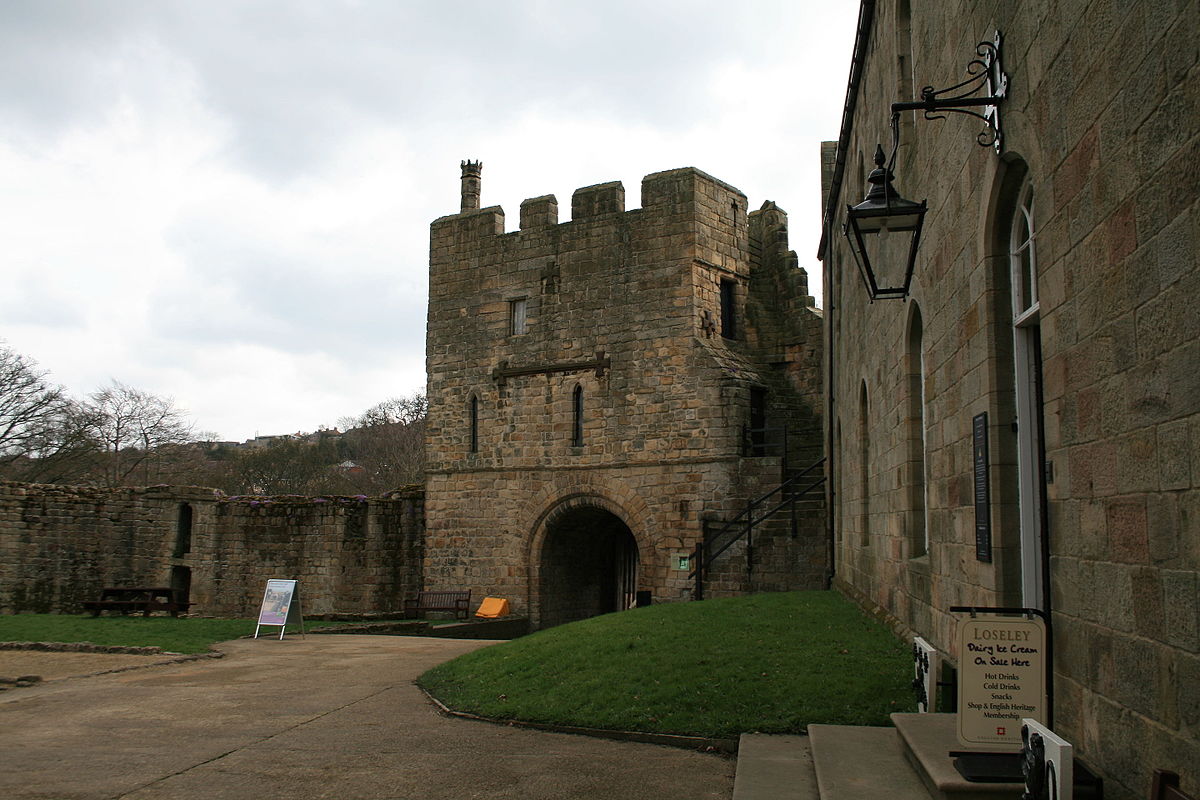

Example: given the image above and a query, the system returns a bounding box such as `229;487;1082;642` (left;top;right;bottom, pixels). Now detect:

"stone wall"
821;1;1198;797
426;167;827;626
0;481;424;617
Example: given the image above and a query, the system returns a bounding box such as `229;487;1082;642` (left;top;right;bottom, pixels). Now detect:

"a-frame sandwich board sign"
254;579;305;640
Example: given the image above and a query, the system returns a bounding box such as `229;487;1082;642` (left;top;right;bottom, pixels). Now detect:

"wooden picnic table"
81;587;192;617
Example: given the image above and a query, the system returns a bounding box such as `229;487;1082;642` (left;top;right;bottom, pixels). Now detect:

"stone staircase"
702;504;828;596
698;459;828;598
733;713;1026;800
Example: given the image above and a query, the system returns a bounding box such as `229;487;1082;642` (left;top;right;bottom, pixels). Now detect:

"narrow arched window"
469;394;479;453
1008;176;1047;607
1012;182;1038;320
907;305;928;557
571;385;584;447
720;278;737;339
859;382;870;547
835;419;844;552
894;0;916;149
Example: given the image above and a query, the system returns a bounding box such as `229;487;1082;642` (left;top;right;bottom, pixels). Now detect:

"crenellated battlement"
519;195;558;229
431;166;748;242
571;181;625;219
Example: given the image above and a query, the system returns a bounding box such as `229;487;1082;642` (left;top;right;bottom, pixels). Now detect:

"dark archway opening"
539;506;638;629
170;565;191;605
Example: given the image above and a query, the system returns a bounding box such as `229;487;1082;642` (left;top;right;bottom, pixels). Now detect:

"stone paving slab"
808;724;932;800
0;635;734;800
732;734;817;800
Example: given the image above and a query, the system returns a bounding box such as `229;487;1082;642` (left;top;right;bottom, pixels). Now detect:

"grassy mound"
419;590;914;738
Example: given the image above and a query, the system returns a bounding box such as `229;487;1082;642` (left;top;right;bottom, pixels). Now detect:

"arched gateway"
530;497;639;629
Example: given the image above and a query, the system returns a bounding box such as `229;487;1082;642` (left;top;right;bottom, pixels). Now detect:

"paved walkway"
1;635;733;800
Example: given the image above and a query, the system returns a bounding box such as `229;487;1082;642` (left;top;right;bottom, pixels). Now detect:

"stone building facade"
0;481;423;617
425;165;826;628
820;1;1198;796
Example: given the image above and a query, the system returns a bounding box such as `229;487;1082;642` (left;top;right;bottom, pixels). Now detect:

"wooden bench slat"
1154;771;1195;800
404;590;471;620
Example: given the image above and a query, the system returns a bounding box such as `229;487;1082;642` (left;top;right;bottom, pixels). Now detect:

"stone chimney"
460;160;482;212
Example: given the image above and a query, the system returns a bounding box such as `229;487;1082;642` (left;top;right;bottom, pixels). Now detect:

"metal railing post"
746;515;754;581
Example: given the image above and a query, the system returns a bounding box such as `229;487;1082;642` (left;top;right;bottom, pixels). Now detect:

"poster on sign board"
956;611;1046;747
254;579;304;640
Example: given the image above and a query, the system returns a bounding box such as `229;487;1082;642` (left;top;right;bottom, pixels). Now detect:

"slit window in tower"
510;298;528;335
720;278;737;339
572;385;584;447
469;395;479;453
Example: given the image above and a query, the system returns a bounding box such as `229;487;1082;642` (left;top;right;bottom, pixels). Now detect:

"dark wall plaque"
973;412;992;562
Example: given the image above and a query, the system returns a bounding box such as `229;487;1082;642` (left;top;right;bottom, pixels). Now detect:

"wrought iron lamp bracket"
891;31;1007;152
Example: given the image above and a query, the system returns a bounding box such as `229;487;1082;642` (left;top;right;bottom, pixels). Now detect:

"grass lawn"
419;590;915;739
0;614;381;654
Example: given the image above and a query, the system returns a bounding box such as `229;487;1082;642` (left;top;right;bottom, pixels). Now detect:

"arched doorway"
537;505;639;629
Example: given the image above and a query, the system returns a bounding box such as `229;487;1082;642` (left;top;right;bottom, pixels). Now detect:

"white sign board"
254;579;305;640
1021;719;1073;800
956;612;1046;747
913;636;938;713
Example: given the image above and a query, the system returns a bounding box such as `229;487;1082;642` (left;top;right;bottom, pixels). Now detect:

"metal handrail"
705;462;825;563
689;456;826;599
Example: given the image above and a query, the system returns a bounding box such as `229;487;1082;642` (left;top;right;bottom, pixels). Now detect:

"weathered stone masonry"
425;166;827;627
0;481;423;617
821;1;1199;796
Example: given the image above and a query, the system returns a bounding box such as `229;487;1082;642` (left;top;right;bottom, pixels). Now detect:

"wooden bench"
404;590;471;620
1154;771;1195;800
82;587;192;618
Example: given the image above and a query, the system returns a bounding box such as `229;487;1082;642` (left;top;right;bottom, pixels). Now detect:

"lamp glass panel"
871;225;911;291
855;209;922;234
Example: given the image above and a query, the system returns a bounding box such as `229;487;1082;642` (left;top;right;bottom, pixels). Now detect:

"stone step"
891;713;1025;800
732;734;818;800
736;719;1032;800
808;724;933;800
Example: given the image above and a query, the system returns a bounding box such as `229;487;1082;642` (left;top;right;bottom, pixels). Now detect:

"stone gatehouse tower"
425;163;825;628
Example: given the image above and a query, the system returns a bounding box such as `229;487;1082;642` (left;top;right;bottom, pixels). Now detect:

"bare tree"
1;400;102;484
81;381;195;487
351;394;428;427
338;393;427;492
0;345;68;469
213;434;355;496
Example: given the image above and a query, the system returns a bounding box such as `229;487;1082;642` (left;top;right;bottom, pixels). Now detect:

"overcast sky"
1;1;859;442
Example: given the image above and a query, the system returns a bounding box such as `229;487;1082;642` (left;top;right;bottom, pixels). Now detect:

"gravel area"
0;650;194;683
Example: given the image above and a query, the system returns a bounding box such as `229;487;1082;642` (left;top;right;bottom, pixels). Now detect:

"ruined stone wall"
0;481;423;617
822;1;1198;796
0;482;216;614
426;167;826;626
200;492;424;616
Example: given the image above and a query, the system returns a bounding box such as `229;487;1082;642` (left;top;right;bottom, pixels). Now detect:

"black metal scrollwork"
912;642;931;710
1021;728;1049;800
891;32;1008;152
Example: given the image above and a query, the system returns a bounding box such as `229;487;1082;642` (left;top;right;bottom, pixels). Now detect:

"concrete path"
1;635;733;800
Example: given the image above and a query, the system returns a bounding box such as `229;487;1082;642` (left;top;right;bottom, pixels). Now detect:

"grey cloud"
149;224;423;366
1;0;760;179
0;271;88;329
